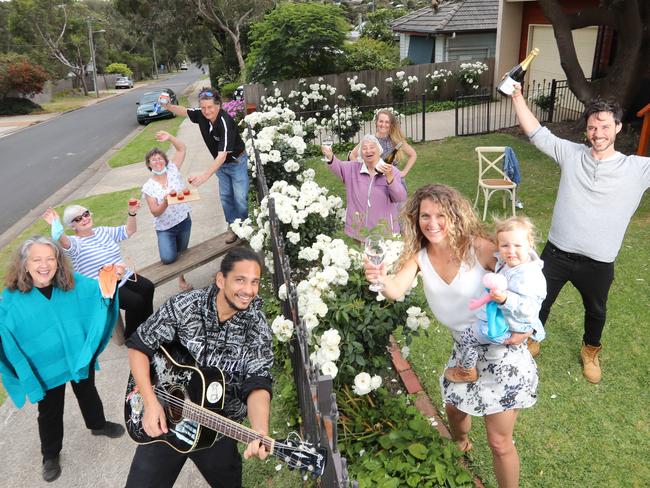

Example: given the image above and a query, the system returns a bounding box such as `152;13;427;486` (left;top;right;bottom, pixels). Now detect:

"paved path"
0;82;224;487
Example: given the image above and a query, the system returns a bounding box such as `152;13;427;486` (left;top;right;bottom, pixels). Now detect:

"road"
0;68;203;235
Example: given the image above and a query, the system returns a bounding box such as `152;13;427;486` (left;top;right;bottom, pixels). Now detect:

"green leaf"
408;443;429;460
406;474;422;487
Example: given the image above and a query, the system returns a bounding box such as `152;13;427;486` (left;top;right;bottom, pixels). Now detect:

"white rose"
320;361;338;378
406;306;422;316
320;328;341;347
352;372;372;395
249;233;265;252
370;375;382;390
406;316;420;330
320;344;340;362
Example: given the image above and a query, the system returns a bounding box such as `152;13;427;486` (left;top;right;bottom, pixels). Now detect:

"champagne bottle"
383;142;403;166
497;48;540;96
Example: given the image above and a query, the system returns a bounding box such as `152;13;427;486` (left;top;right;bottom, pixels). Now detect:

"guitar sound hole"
165;386;186;423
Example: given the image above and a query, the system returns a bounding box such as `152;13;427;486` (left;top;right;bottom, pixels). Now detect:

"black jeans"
37;369;106;461
118;274;155;339
125;437;242;488
539;241;615;346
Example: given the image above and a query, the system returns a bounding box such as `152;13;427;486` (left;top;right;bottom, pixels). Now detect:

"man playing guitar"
125;247;273;487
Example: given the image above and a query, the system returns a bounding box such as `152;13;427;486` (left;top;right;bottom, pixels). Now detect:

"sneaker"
42;456;61;482
91;421;125;438
444;364;478;383
224;230;239;244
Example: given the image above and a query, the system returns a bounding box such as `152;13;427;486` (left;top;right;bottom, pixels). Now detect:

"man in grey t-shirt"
512;87;650;384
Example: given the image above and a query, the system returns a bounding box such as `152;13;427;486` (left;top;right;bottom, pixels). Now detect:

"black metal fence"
291;97;429;146
246;124;356;488
455;79;586;136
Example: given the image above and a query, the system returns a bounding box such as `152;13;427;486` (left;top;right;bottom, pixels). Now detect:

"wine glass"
321;134;334;162
365;236;386;292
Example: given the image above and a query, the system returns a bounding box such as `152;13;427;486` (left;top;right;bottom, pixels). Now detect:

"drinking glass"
365;237;386;292
321;135;334;162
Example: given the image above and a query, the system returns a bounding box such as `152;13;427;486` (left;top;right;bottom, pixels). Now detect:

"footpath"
0;83;225;487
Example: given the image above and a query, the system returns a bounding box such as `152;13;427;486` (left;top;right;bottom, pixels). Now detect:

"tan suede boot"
580;342;602;384
527;339;541;358
444;364;478;383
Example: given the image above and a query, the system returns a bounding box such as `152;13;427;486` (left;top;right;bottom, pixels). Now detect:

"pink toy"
468;273;508;310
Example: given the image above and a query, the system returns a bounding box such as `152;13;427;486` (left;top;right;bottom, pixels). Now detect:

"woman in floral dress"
365;184;537;488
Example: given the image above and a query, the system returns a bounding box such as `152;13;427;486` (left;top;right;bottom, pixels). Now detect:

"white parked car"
115;76;134;89
180;61;188;70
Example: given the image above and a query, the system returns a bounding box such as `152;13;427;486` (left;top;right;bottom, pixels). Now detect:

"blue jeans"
156;216;192;264
216;153;249;224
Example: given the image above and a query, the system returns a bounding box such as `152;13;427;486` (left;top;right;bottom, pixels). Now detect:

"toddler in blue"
445;216;547;383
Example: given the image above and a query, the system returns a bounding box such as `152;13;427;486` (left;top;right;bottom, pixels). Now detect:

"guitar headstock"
273;437;328;477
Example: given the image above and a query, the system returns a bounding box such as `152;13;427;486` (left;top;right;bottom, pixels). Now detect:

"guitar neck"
179;398;275;453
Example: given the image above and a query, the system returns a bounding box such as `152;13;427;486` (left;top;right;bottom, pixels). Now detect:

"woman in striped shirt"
43;202;154;339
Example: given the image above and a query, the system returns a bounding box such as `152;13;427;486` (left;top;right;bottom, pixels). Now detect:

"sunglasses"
72;210;91;223
199;90;215;98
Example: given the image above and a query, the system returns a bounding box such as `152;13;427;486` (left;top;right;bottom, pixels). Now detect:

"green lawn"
106;95;189;168
308;133;650;488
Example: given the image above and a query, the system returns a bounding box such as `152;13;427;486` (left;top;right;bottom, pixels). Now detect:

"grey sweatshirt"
529;126;650;262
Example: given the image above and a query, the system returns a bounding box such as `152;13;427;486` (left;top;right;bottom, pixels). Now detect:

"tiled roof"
391;0;498;34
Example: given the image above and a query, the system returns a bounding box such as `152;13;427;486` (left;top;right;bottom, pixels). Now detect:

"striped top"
65;226;133;285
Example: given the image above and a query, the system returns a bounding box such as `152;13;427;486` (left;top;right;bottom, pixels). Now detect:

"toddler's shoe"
444;364;478;383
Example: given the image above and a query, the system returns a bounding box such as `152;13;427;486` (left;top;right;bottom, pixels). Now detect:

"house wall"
495;1;525;87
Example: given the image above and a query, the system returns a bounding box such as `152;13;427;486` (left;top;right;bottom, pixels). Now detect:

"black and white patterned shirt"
127;284;273;421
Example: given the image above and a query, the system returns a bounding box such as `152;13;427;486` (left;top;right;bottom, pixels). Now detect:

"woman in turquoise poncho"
0;236;123;483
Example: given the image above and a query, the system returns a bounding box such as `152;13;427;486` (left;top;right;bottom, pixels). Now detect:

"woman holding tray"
142;130;193;291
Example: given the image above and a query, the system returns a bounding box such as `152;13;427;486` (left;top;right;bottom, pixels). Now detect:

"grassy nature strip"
107;95;189;168
309;133;650;487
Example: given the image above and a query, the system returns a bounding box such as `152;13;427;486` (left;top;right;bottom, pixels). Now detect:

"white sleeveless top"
417;247;486;339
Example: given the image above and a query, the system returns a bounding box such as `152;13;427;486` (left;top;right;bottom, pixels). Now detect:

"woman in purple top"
321;134;406;242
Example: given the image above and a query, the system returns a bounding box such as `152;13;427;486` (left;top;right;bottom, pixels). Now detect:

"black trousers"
125;437;242;488
118;274;155;339
539;241;615;346
37;369;106;461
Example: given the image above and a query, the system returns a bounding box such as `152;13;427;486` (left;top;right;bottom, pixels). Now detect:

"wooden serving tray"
167;188;200;205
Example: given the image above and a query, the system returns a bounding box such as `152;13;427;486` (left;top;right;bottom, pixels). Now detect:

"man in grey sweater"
511;87;650;383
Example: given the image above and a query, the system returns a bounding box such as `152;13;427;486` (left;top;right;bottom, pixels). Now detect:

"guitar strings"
153;388;321;472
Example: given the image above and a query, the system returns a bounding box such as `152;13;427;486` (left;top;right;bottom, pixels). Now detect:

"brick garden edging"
388;336;486;488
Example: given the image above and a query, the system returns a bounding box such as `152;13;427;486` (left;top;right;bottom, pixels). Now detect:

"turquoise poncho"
0;273;119;408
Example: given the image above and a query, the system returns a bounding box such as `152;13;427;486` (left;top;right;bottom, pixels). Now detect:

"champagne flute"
321;134;334;162
365;236;386;292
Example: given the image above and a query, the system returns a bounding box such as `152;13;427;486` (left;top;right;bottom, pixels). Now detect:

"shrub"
457;61;489;92
339;388;473;488
105;63;133;77
0;96;41;115
0;54;48;99
343;38;399;72
221;82;240;100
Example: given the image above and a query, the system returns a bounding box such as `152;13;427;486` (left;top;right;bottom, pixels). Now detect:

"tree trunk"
537;0;647;115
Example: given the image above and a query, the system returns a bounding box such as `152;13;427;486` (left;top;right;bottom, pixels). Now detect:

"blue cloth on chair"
503;147;521;184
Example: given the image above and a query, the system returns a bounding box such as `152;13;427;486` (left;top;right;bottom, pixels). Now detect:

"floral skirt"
440;341;538;416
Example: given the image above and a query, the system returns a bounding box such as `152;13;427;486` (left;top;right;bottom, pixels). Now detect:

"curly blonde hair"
5;236;75;292
494;216;538;248
397;184;487;270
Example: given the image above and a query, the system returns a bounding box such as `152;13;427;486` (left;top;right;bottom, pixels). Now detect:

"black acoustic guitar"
124;344;327;477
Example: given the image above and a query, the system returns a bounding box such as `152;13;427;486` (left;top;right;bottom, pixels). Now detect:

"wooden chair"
474;146;516;220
